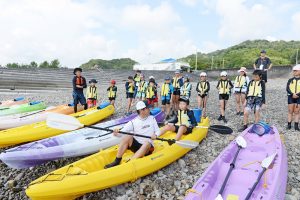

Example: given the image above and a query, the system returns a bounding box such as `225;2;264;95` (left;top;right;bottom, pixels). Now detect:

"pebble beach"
0;78;299;200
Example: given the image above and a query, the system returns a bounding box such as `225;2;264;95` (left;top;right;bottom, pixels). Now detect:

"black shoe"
295;122;299;131
239;125;248;132
104;157;122;169
217;115;222;121
287;122;292;130
236;112;240;115
222;116;227;123
165;115;170;120
240;112;244;116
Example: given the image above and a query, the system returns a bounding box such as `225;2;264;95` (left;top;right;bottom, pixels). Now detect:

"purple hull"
185;125;287;200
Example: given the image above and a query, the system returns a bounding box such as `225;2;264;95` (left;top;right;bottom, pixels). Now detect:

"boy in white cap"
196;72;210;118
234;67;250;116
286;64;300;130
105;101;160;168
171;70;184;111
216;71;233;123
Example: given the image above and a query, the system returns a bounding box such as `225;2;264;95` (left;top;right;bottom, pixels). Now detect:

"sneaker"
104;158;122;169
217;115;222;121
222;116;227;123
239;112;244;116
236;112;240;115
239;125;248;132
287;122;292;130
295;123;299;131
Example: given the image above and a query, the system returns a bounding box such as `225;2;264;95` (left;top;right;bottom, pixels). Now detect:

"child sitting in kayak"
86;79;98;108
180;74;192;99
239;70;266;131
136;74;147;101
107;80;117;107
286;64;300;130
160;97;197;141
161;76;174;119
146;79;158;107
234;67;250;116
72;68;87;113
216;71;234;123
125;76;135;115
196;72;210;118
105;101;160;168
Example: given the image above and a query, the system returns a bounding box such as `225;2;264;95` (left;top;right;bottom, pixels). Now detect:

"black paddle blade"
210;125;233;134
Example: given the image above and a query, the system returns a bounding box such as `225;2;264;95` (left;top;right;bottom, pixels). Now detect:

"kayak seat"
29;101;42;105
150;107;161;116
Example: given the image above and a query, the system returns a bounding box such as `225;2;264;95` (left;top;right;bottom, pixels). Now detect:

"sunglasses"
200;76;207;77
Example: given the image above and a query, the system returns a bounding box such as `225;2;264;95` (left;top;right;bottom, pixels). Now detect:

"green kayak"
0;101;47;117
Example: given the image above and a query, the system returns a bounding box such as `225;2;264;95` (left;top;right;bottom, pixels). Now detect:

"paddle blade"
215;194;224;200
175;140;199;149
210;125;233;134
262;153;277;168
236;136;247;148
46;113;83;131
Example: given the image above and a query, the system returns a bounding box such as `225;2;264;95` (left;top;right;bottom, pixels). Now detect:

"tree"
6;63;20;68
39;61;50;68
29;61;38;68
49;59;60;68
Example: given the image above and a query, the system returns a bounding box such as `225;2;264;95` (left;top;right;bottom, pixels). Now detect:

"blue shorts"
73;92;86;105
161;96;171;105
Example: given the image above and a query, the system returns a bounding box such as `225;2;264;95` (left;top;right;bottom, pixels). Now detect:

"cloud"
179;0;198;7
200;41;221;53
292;12;300;35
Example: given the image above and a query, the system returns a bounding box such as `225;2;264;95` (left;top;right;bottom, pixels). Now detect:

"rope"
185;189;203;199
242;160;260;168
263;169;268;189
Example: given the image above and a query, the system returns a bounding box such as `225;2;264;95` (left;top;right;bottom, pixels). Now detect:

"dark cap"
260;50;266;53
89;79;97;84
128;76;133;80
179;96;190;105
73;68;82;75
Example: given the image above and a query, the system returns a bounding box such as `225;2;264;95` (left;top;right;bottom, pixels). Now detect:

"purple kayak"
0;108;165;169
185;125;287;200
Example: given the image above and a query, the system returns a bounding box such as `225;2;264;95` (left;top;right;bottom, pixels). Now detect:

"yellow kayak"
0;104;114;148
26;117;209;200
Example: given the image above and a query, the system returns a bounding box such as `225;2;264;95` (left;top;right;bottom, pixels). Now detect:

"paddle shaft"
19;109;46;118
244;167;267;200
218;146;242;195
85;125;173;143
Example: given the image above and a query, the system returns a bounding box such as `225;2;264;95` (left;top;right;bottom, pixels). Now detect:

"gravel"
0;78;299;199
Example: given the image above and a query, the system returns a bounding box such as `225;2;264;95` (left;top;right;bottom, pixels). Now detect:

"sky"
0;0;300;67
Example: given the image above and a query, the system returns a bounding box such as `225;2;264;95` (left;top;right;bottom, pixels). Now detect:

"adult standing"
253;50;272;83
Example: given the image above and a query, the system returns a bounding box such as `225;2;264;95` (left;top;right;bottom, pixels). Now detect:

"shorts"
136;92;146;98
198;94;208;98
288;95;300;104
262;71;267;83
129;138;154;155
87;98;97;107
126;93;134;99
173;89;180;96
73;92;86;105
108;97;116;101
147;97;158;105
234;88;247;94
219;94;229;100
174;125;193;134
161;96;171;105
246;97;263;111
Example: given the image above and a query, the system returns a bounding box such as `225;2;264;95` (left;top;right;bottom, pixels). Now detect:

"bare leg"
294;105;299;122
235;93;241;113
197;96;201;108
288;104;294;122
127;98;132;113
219;100;225;116
110;100;115;107
131;142;151;159
241;93;246;112
244;109;249;125
161;104;166;112
116;136;133;158
254;109;260;123
160;124;176;136
166;104;170;116
175;126;187;141
203;96;208;117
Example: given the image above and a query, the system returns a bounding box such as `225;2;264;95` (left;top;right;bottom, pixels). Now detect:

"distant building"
133;58;191;72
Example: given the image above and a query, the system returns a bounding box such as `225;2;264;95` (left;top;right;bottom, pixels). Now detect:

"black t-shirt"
254;57;272;70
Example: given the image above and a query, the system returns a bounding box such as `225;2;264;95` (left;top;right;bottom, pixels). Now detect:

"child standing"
125;76;135;115
234;67;250;116
136;74;147;101
133;70;142;99
181;74;192;99
86;79;98;108
196;72;210;118
286;64;300;130
161;76;174;118
171;70;184;111
216;71;233;123
240;70;266;131
72;68;87;113
146;79;158;107
107;80;117;106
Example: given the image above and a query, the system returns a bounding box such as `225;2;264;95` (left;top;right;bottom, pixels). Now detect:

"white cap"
238;67;247;73
200;72;207;77
136;101;147;110
293;64;300;71
220;71;227;76
149;76;155;79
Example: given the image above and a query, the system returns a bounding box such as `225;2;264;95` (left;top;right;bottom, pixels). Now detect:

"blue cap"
164;76;171;80
261;50;266;53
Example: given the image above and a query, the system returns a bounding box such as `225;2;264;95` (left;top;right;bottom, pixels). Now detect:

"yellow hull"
0;105;114;148
26;117;210;200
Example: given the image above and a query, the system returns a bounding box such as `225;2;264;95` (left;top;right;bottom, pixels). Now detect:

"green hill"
180;40;300;70
80;58;138;69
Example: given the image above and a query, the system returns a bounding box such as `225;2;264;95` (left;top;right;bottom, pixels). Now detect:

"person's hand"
264;69;268;71
293;94;299;98
151;134;157;140
243;101;247;107
76;85;82;88
261;104;266;110
113;128;120;136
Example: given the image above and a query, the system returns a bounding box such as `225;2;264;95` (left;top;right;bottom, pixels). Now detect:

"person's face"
252;74;260;81
165;79;170;83
140;76;144;80
175;73;180;77
239;71;245;76
260;53;266;57
75;71;81;76
139;107;150;117
293;70;300;76
150;82;154;86
200;75;206;81
221;76;227;80
91;82;96;87
129;79;133;83
179;101;188;110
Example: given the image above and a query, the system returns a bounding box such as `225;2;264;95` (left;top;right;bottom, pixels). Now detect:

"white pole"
222;58;225;69
211;56;214;70
296;49;299;65
195;50;198;71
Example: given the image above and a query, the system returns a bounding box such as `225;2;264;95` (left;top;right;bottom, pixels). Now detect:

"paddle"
215;136;247;200
244;153;277;200
19;106;56;118
46;113;199;149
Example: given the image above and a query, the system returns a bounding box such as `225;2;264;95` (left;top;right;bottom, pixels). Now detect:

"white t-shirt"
122;115;160;145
